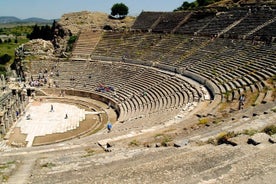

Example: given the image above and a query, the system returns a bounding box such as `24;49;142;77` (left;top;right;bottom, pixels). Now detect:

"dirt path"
6;156;36;184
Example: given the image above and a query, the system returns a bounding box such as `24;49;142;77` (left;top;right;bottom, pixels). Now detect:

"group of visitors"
96;83;115;93
29;74;47;87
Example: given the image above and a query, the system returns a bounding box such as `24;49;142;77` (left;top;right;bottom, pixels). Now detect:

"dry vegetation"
58;11;135;34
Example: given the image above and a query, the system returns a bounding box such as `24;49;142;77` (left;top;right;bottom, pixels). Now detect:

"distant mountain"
21;17;53;23
0;16;54;24
0;16;21;24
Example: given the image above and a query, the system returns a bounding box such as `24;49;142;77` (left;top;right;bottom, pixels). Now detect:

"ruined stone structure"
0;5;276;184
0;75;28;136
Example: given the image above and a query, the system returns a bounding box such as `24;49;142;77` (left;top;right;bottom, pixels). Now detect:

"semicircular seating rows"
30;8;276;126
30;60;202;124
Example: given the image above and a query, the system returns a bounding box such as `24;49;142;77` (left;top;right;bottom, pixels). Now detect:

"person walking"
107;122;112;133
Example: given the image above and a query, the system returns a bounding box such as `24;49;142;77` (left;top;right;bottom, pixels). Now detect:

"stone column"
1;74;5;87
4;112;10;130
0;114;5;135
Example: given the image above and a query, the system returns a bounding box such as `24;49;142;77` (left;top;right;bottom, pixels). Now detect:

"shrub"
262;125;276;136
129;139;140;146
0;54;12;65
216;131;236;145
41;162;56;168
198;118;208;125
243;129;258;136
161;135;172;146
66;35;78;52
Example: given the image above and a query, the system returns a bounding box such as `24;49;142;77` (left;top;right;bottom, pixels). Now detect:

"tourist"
26;114;31;120
238;94;246;110
107;122;112;133
65;114;68;119
50;104;54;112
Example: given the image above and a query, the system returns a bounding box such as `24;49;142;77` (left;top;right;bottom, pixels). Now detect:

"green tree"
111;3;129;18
174;1;196;11
197;0;215;6
0;54;12;65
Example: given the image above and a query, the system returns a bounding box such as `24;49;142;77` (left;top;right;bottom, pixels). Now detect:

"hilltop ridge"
58;11;135;34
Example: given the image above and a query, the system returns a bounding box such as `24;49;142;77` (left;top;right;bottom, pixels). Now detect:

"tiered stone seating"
152;12;191;33
30;61;200;122
181;39;276;101
225;10;276;38
175;11;216;35
46;8;276;124
199;10;248;36
89;28;275;102
91;32;123;56
72;30;102;58
131;11;164;31
251;17;276;38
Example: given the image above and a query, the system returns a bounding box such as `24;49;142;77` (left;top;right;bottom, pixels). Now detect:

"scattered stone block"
106;142;114;148
229;134;249;145
250;133;271;144
104;148;112;152
268;138;275;144
207;113;214;117
174;139;189;147
155;143;161;148
196;114;202;118
247;138;260;146
145;143;152;148
252;113;259;117
217;137;237;146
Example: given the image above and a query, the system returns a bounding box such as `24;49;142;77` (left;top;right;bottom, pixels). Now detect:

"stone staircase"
71;30;102;59
218;13;249;37
243;16;276;39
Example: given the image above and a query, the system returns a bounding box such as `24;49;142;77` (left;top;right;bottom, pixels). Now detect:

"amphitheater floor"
7;99;102;147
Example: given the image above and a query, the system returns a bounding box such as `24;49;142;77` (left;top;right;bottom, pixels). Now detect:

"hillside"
58;11;135;34
0;16;21;24
0;16;53;25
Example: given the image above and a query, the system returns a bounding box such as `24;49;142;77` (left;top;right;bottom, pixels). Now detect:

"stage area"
8;100;104;147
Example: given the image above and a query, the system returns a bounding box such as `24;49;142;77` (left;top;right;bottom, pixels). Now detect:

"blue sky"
0;0;192;19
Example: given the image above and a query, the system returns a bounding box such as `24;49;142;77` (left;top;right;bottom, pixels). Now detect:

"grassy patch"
154;133;173;147
198;118;209;125
262;125;276;136
208;131;237;145
41;162;56;168
218;102;230;113
161;135;172;146
0;160;16;170
242;129;258;136
129;139;140;147
154;133;164;138
82;147;95;158
224;91;232;102
248;92;259;106
217;131;236;140
2;175;9;182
